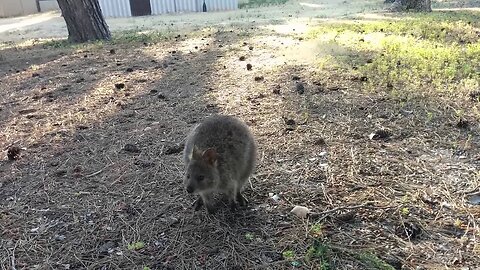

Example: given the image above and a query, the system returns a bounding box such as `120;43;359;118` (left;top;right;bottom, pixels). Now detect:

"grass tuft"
239;0;288;9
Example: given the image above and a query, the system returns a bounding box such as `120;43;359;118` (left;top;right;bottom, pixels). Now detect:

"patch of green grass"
42;39;72;48
41;29;172;48
127;241;145;251
305;240;331;270
307;10;480;96
335;11;480;44
356;252;396;270
112;30;171;44
42;38;106;51
282;250;295;260
239;0;288;9
310;223;324;237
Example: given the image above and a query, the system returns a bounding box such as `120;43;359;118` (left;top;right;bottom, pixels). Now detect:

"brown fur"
183;115;257;213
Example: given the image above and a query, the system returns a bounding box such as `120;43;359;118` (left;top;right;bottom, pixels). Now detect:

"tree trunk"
403;0;432;11
57;0;111;43
390;0;431;12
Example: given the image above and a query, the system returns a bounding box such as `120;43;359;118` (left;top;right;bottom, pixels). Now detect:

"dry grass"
1;5;480;270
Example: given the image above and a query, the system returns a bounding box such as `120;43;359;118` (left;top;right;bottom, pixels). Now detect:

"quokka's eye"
197;175;205;182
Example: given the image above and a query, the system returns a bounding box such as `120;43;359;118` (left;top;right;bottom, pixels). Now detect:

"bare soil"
1;1;479;270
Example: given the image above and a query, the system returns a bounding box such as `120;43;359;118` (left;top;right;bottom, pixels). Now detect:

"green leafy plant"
245;232;255;241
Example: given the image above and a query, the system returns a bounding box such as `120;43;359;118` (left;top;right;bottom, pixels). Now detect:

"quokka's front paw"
237;193;248;207
229;201;239;211
192;197;204;211
205;204;217;214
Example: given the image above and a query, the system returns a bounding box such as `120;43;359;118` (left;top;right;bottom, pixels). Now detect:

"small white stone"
290;206;310;218
271;195;281;202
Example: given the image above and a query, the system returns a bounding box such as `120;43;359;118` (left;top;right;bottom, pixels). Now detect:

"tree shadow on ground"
0;44;65;77
0;27;294;270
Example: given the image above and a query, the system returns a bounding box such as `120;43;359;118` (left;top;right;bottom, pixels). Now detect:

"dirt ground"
1;0;480;269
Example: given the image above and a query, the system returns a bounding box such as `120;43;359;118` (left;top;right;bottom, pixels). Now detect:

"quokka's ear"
190;144;202;160
201;148;218;166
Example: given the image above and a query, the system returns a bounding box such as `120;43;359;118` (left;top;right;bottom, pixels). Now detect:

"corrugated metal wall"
175;0;198;13
151;0;176;14
99;0;131;17
98;0;237;17
202;0;237;11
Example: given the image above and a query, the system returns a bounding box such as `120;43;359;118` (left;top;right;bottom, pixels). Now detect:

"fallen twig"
84;165;112;178
11;246;16;270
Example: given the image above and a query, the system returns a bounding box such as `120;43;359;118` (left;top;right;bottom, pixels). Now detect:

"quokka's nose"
186;186;194;193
